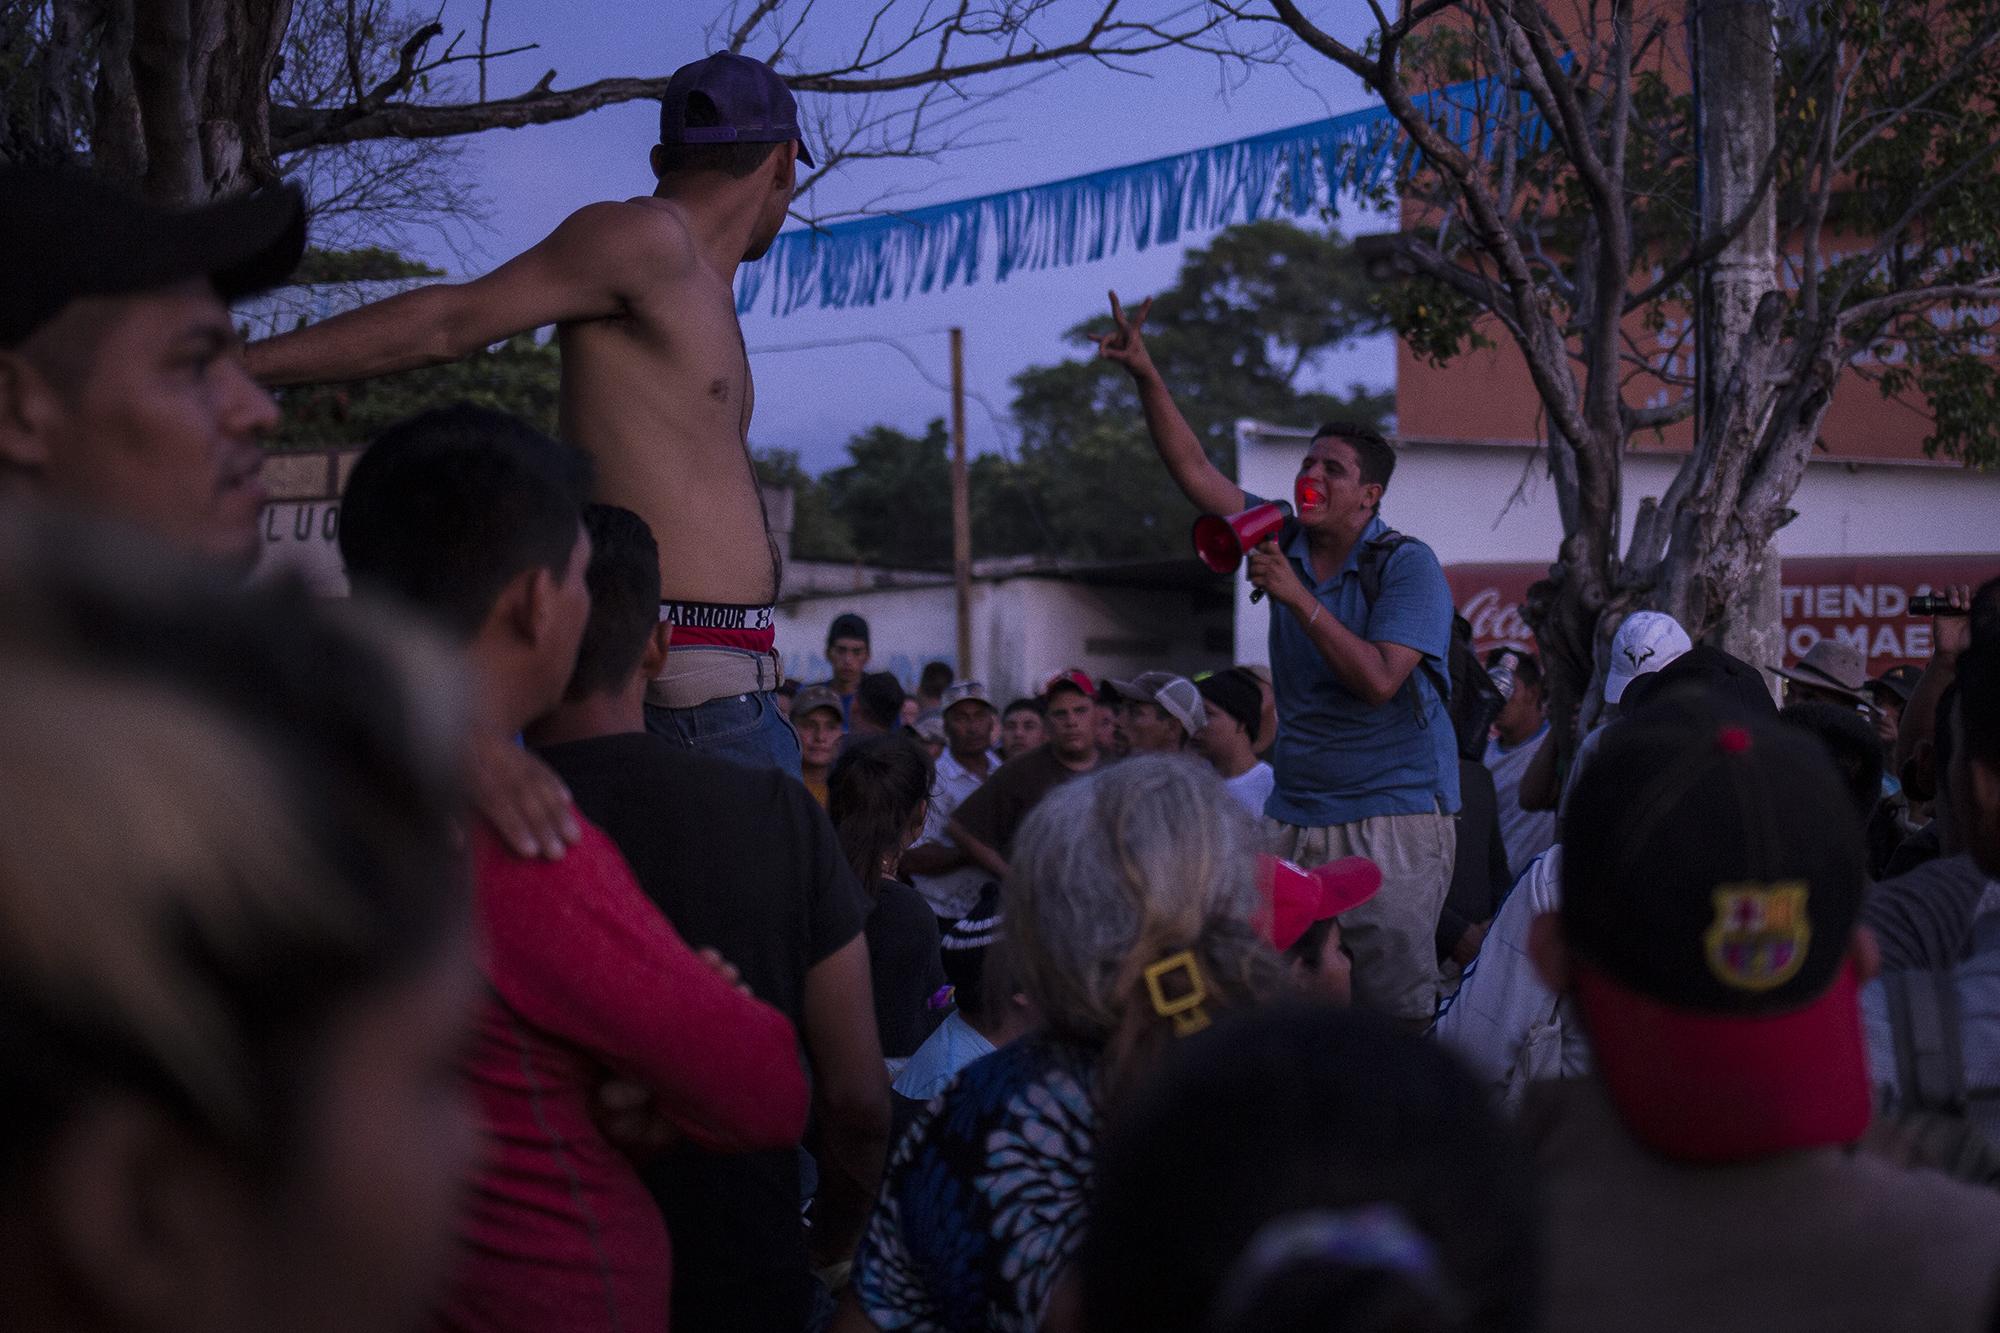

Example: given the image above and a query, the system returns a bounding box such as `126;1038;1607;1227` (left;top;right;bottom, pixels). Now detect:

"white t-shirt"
910;747;1000;919
1222;761;1276;818
1485;724;1557;880
1435;846;1592;1108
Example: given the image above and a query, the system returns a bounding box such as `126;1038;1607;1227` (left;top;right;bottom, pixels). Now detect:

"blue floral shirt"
852;1035;1100;1331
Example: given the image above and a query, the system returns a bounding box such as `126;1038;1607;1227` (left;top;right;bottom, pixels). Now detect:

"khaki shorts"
1265;809;1456;1026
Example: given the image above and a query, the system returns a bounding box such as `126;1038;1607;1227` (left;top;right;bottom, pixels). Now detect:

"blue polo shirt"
1253;507;1460;827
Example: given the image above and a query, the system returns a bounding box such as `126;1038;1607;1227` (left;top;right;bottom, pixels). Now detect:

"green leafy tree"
823;420;956;569
265;246;562;448
995;219;1392;561
753;446;855;563
269;333;561;449
290;245;443;284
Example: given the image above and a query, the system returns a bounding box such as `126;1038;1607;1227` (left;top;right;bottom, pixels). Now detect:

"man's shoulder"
1226;761;1274;790
473;812;631;891
545;729;776;785
540;733;810;825
1372;526;1447;585
555;198;700;281
1832;1143;2000;1233
987;745;1064;790
571;196;695;243
1880;852;1991;899
875;877;939;924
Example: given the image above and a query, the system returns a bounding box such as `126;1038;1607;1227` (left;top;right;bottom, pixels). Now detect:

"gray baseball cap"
1107;671;1208;737
792;684;843;719
941;679;995;714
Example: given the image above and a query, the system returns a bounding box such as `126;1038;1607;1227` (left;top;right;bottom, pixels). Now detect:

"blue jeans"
644;688;801;777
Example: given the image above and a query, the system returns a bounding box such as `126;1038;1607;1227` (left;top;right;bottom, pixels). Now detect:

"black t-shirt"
537;732;867;1333
867;877;949;1060
1438;757;1511;959
951;745;1095;862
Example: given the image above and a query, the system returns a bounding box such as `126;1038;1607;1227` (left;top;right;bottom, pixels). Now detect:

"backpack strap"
1355;530;1451;726
1356;529;1414;609
1885;967;1969;1115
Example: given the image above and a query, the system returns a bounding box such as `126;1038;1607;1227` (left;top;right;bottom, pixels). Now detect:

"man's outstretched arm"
248;201;681;385
1095;291;1244;517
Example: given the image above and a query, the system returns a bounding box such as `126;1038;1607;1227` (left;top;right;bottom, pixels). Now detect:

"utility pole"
949;327;973;678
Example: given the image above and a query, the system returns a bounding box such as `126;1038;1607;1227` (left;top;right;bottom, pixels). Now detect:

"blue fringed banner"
737;75;1541;316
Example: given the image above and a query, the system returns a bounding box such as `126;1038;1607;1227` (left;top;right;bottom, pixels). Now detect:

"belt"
645;645;784;710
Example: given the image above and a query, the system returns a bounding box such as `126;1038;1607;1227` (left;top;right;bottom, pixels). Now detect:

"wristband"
1307;602;1325;629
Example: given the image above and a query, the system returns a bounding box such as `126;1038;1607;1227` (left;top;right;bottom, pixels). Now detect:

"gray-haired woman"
837;754;1295;1332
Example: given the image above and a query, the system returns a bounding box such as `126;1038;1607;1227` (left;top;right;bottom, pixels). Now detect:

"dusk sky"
395;1;1395;474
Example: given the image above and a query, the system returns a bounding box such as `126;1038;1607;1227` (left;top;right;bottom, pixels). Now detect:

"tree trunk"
1657;0;1781;670
89;0;292;205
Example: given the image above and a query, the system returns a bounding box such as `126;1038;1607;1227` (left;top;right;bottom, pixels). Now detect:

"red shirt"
440;818;809;1333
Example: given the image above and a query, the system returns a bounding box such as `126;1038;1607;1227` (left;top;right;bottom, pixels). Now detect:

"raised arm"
1095;291;1244;516
248;201;683;385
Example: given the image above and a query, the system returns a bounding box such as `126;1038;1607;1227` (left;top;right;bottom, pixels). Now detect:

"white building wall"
777;577;1232;702
1233;420;2000;666
776;583;963;692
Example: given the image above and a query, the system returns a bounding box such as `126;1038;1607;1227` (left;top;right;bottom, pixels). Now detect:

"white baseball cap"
1603;611;1692;704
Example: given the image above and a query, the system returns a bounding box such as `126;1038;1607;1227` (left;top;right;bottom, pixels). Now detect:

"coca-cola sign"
1446;554;1999;673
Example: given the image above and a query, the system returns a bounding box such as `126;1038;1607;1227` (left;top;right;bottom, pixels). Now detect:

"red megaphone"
1192;501;1293;600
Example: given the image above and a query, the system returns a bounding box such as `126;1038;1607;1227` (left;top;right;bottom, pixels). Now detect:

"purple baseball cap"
659;52;814;167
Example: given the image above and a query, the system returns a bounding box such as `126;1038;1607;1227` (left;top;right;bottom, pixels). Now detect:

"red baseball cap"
1574;959;1869;1164
1043;668;1096;700
1561;705;1872;1163
1256;855;1382;952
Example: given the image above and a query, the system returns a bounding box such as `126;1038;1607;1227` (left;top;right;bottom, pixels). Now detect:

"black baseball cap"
659;52;814;167
1618;644;1777;720
0;165;305;347
1560;702;1870;1163
827;611;870;647
1870;664;1922;704
1196;668;1263;744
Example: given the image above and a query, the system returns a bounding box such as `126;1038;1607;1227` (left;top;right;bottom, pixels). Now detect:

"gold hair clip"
1144;949;1212;1036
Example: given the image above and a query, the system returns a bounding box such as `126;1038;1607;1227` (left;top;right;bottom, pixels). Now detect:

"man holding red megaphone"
1097;291;1460;1030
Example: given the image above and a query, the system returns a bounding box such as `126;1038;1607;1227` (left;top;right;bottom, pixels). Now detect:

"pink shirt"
440;818;808;1333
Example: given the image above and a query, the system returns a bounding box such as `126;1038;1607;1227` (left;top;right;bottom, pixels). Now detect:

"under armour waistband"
659;599;776;653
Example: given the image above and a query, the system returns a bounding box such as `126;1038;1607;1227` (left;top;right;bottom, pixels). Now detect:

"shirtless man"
249;51;808;774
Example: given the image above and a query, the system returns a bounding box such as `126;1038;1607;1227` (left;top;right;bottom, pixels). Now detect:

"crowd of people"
7;44;2000;1333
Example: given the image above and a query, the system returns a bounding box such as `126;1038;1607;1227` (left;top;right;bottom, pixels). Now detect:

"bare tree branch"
1832;22;2000;174
1828;134;2000;314
1836;280;2000;338
273;0;1249;153
1622;397;1694;432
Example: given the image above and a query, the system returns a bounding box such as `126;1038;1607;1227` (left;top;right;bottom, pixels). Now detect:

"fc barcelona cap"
1558;700;1870;1163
